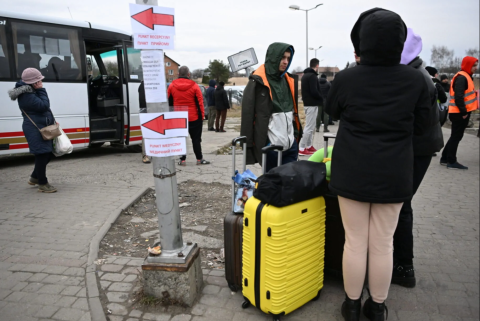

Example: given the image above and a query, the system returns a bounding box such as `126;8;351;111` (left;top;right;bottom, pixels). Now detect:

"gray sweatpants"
299;106;318;149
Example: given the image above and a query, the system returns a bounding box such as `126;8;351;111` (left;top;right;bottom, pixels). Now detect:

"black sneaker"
447;162;468;170
208;128;215;131
392;263;416;288
439;158;447;166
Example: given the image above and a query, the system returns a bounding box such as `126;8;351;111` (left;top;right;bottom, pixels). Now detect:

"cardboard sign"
228;48;258;72
145;137;186;157
140;51;167;102
140;112;188;139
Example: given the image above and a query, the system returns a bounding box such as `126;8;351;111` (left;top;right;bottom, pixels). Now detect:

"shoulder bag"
21;109;61;140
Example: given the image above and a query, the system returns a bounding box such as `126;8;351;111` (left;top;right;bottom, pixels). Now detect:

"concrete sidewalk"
0;120;478;321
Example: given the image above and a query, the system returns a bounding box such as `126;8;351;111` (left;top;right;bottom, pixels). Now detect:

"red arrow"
142;114;186;135
131;8;174;30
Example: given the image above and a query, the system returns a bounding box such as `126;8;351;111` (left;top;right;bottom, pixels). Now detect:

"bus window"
11;21;85;82
0;19;11;78
126;47;142;81
99;50;119;78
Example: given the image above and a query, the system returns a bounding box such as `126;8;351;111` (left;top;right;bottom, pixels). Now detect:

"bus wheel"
89;143;104;148
127;145;142;153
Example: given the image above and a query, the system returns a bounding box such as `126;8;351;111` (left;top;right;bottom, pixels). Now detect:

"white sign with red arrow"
139;112;188;139
129;4;175;50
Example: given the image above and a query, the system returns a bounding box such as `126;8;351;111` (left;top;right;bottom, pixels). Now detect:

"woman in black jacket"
214;81;230;132
326;8;432;321
8;68;57;193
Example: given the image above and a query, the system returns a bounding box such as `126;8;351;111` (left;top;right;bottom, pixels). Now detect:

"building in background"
164;54;180;82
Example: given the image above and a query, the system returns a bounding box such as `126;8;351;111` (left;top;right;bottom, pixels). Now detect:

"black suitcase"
322;134;345;278
224;136;248;292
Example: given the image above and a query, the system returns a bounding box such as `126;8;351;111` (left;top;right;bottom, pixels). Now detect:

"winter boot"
363;297;388;321
341;294;361;321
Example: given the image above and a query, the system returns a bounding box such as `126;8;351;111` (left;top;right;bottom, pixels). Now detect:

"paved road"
0;120;478;321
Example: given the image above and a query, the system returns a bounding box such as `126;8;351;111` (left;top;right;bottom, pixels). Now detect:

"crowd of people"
8;6;478;321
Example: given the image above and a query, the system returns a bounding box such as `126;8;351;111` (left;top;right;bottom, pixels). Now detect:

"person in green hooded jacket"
240;42;303;172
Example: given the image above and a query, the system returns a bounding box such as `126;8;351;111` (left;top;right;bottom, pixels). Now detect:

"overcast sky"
4;0;479;72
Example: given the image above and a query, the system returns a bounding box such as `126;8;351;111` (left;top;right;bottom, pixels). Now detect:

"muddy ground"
98;180;232;269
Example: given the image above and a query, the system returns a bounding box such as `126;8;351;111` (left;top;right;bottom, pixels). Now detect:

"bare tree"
191;68;204;79
466;47;479;58
431;45;455;71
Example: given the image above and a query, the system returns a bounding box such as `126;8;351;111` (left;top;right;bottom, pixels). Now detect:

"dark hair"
179;66;190;77
440;74;449;81
310;58;320;68
219;81;225;86
320;74;327;79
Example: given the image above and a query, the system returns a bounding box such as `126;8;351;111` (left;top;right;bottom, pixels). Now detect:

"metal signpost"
132;0;194;264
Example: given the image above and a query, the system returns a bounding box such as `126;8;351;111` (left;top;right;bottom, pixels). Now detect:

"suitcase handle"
323;133;336;159
232;136;248;212
261;145;283;174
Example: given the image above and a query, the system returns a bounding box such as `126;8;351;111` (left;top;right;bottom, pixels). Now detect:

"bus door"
85;42;126;147
122;41;143;147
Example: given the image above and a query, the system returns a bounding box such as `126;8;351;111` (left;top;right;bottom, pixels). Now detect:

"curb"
86;186;153;321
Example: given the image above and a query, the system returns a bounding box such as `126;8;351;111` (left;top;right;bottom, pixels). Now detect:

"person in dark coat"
206;79;217;131
317;74;331;132
392;29;444;289
299;58;322;155
8;68;57;193
440;56;479;169
214;81;230;132
425;66;448;104
440;74;450;92
325;8;432;321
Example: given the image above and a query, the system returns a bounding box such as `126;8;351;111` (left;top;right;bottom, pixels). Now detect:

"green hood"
265;42;295;80
264;42;295;114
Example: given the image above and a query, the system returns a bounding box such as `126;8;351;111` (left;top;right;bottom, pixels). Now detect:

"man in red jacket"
168;66;210;165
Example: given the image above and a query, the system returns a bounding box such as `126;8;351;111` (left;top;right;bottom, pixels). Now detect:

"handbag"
21;109;61;140
53;126;73;157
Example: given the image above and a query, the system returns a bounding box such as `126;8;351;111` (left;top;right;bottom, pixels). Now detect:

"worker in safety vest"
440;56;478;170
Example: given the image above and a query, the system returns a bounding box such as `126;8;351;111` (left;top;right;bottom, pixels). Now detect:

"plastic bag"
233;169;257;213
53;127;73;157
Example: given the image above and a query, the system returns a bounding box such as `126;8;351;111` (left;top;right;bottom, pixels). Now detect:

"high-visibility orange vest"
449;71;478;113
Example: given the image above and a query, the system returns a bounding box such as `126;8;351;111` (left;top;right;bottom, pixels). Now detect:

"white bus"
0;11;145;155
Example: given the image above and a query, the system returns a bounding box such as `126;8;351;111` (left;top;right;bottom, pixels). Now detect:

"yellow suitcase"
242;195;326;321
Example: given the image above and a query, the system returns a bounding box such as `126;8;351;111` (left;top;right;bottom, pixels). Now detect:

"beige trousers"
338;196;403;303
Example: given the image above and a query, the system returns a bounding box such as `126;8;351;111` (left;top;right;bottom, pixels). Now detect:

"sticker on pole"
140;112;188;139
145;137;186;157
129;3;175;49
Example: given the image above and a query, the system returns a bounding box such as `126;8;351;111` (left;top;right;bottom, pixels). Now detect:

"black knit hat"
425;66;438;77
440;74;448;81
320;74;327;78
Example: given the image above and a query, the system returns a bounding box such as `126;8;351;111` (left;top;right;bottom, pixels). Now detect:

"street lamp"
309;45;322;59
289;4;323;68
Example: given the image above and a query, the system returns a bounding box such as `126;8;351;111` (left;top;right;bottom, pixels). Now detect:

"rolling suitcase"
321;133;345;278
242;145;326;321
224;136;248;292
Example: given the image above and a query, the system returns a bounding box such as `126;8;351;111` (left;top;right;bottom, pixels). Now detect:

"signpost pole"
135;0;189;262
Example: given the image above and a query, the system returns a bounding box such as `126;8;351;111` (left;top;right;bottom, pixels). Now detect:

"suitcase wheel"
241;297;251;309
311;289;322;302
228;283;238;292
